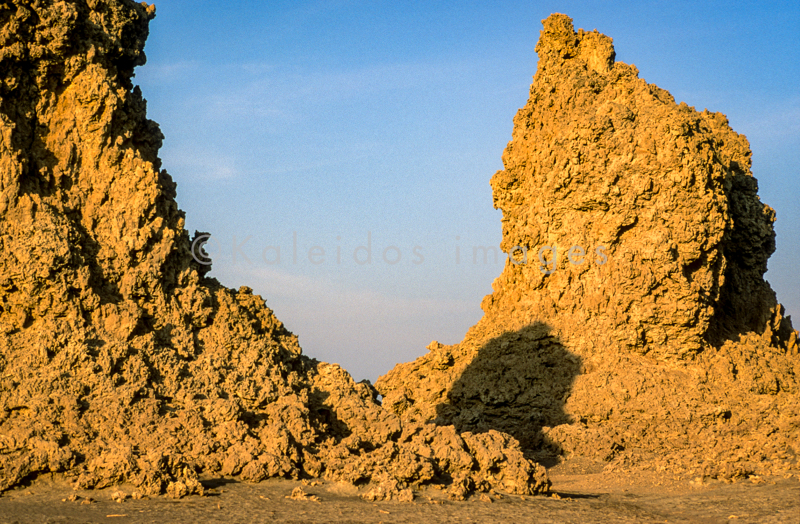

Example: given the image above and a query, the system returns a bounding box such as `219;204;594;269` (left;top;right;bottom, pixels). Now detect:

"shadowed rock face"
378;14;799;479
0;0;549;499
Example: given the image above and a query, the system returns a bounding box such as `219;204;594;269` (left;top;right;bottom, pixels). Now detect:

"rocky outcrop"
0;0;549;499
378;14;800;481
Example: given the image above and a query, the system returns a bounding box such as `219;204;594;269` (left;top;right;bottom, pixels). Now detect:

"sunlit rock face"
0;0;549;499
378;13;799;480
488;12;793;359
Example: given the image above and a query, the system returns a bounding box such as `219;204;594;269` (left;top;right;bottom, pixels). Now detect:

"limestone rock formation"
378;14;800;480
0;0;549;498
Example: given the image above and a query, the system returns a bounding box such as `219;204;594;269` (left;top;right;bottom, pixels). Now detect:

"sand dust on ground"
1;459;797;524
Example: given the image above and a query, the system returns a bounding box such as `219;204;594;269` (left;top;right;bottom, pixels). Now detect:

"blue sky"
136;1;799;381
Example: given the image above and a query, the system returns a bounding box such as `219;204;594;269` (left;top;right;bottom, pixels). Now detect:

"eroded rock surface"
378;14;800;481
0;0;549;499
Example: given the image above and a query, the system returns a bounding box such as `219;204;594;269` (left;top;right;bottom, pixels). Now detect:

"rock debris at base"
0;1;796;503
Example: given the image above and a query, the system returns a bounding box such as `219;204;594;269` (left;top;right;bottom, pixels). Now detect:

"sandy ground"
0;460;797;524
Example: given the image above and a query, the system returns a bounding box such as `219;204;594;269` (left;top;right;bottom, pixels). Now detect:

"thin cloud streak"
176;58;488;122
162;146;239;180
211;264;482;380
231;265;477;322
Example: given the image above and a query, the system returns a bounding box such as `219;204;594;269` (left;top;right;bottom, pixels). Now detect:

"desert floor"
1;459;797;523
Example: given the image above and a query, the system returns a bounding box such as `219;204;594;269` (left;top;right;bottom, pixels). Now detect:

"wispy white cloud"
211;264;482;380
736;97;800;139
161;146;238;180
135;59;201;83
229;265;475;322
186;58;482;122
151;57;486;179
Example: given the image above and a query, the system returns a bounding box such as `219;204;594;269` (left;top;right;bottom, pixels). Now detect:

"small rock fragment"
286;486;320;501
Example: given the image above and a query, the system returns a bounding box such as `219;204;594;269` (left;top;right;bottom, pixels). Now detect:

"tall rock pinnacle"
378;14;799;480
0;0;550;498
490;12;794;359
